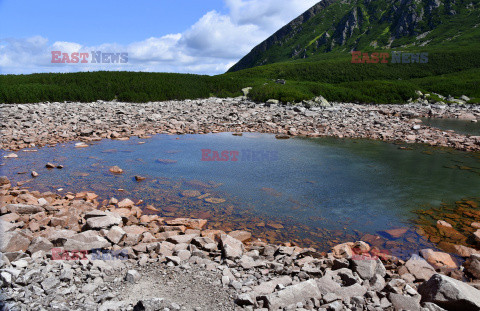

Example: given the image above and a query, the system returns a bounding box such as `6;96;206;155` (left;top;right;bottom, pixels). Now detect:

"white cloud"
0;0;320;75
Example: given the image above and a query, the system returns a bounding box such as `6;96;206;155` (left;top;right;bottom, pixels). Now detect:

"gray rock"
82;283;98;294
166;234;198;245
252;276;293;297
85;212;121;230
27;237;54;254
260;279;321;310
236;293;255;306
351;258;384;280
63;231;111;251
5;204;44;214
41;276;60;292
220;234;244;259
125;270;141;283
389;293;421;311
418;274;480;311
106;226;126;244
405;254;436;281
0;219;16;233
0;230;31;253
45;229;77;246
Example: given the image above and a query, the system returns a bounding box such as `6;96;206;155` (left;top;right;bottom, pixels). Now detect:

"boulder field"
1;98;480;152
1;176;480;310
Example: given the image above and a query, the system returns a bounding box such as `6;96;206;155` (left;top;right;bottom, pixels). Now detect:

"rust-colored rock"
228;230;252;242
420;248;458;269
165;218;207;230
381;228;408;239
117;198;135;208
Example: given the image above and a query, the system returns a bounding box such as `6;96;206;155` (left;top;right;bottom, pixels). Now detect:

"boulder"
117;198;135;208
381;228;408;239
351;258;386;280
420;249;458;269
332;242;354;258
1;213;19;222
220;234;244;259
260;279;321;310
1;231;31;252
228;230;252;242
106;226;126;245
450;244;480;257
63;231;111;251
28;237;54;254
252;276;293;297
44;229;77;246
5;204;44;214
125;270;141;283
389;293;421;311
419;274;480;311
464;254;480;279
474;230;480;244
0;219;17;233
85;212;122;230
109;166;123;174
405;254;436;282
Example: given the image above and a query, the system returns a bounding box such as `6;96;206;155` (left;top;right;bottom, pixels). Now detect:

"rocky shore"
1;177;480;311
1;97;480;152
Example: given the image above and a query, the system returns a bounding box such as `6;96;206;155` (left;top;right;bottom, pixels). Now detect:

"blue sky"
0;0;319;75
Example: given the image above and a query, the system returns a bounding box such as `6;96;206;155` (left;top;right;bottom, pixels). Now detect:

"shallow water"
2;133;480;256
421;117;480;136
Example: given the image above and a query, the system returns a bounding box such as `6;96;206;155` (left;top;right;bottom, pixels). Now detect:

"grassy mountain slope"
228;0;480;72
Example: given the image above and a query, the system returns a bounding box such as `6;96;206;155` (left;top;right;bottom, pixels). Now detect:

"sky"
0;0;319;75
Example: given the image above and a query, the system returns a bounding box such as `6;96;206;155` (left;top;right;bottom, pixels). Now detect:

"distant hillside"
228;0;480;72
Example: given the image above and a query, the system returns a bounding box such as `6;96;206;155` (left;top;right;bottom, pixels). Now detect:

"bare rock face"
418;274;480;311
